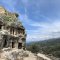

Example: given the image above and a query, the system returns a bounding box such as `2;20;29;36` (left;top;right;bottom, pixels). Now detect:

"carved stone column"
6;36;10;48
14;29;17;35
15;42;18;49
0;39;3;49
8;28;10;34
9;39;12;48
2;26;4;30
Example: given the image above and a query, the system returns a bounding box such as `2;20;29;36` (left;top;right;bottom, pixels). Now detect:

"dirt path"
24;52;37;60
24;57;36;60
24;52;52;60
37;53;52;60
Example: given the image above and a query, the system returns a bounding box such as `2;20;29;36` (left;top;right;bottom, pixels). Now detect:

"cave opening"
18;43;22;49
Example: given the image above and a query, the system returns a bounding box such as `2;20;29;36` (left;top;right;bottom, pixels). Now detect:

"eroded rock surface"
0;48;54;60
0;48;29;60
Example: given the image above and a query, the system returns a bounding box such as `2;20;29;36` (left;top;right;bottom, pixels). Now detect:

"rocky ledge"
0;48;29;60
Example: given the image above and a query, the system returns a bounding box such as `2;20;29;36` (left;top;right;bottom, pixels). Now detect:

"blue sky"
0;0;60;42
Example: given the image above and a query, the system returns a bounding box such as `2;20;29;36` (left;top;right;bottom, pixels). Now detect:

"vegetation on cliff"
0;8;24;28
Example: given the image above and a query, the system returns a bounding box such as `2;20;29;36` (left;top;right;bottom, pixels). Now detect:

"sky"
0;0;60;42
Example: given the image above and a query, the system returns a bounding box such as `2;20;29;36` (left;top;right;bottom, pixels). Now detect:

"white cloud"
26;19;60;42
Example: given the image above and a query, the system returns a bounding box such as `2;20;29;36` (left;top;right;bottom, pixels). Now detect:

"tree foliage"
26;38;60;58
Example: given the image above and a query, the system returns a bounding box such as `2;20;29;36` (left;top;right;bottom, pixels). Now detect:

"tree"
29;44;39;53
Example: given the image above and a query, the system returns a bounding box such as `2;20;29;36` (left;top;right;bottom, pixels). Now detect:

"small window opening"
3;38;7;48
12;42;15;48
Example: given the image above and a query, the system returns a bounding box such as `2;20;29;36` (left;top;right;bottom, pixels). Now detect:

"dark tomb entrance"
0;25;2;29
3;38;7;48
18;43;22;49
12;42;15;48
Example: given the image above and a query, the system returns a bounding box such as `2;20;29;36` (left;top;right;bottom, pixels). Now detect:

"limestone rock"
0;48;29;60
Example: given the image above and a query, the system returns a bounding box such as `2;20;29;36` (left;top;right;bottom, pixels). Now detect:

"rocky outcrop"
0;48;38;60
0;48;29;60
0;48;54;60
0;6;26;50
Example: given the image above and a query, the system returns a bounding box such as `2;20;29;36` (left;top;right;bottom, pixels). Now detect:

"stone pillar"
6;36;10;48
14;29;15;35
22;42;25;49
2;26;4;30
9;39;12;48
1;38;5;49
15;42;18;49
12;28;13;35
14;29;17;35
10;28;12;34
0;39;3;49
22;38;26;50
16;29;17;35
8;28;10;34
13;29;14;35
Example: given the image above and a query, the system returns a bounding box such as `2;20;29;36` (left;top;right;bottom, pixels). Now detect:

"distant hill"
26;38;60;58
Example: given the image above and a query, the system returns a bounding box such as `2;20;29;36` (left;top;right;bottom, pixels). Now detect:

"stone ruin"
0;6;26;50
